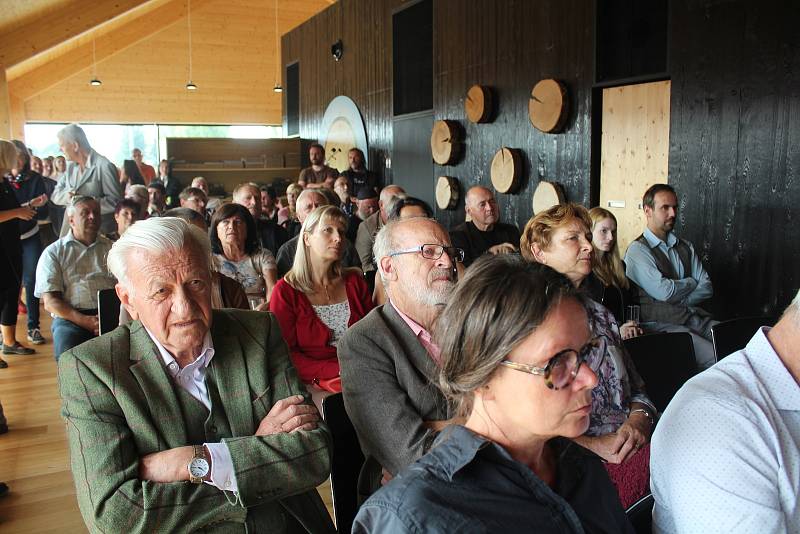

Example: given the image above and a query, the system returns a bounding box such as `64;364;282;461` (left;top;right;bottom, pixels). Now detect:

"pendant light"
89;39;102;86
186;0;197;90
272;0;283;93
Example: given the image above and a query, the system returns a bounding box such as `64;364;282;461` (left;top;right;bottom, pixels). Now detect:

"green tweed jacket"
58;309;335;533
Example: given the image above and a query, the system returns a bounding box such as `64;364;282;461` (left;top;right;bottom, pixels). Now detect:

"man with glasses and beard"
339;218;463;493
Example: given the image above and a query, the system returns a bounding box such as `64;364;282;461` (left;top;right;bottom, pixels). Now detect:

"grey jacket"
338;303;449;476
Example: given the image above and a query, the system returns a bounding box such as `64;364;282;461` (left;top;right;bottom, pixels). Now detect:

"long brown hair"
588;207;629;289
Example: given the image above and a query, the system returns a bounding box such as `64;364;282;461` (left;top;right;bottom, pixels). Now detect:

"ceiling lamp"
272;0;283;93
89;39;102;86
186;0;197;90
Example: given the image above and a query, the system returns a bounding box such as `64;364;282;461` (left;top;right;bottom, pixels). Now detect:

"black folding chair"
623;332;697;413
321;393;365;533
97;288;121;335
626;493;654;534
711;315;777;361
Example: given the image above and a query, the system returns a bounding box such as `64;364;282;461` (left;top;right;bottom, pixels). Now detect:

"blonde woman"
588;207;641;339
270;205;373;392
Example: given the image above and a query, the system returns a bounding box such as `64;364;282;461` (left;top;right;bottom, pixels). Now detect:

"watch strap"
188;444;208;484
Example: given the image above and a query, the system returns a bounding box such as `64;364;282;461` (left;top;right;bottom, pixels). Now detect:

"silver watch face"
190;458;210;478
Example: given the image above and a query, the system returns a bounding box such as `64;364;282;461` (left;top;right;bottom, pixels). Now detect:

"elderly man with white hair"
651;290;800;533
35;195;116;359
51;124;123;236
58;216;334;533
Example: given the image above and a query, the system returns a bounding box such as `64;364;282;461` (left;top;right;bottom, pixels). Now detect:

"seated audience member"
587;207;642;339
279;182;303;227
9;140;52;347
346;188;378;243
339;218;460;482
356;185;405;278
388;197;433;221
106;198;142;241
41;156;55;179
233;182;287;256
179;186;208;217
285;188;323;240
191;176;220;213
270;206;373;399
450;185;521;268
119;160;145;188
276;190;361;277
59;216;333;533
30;156;43;175
0;140;39;361
210;203;276;309
333;176;354;217
298;143;339;188
340;148;380;199
317;187;341;208
35;196;116;359
131;147;156;184
155;159;181;208
260;184;278;222
164;208;249;310
651;291;800;533
353;256;632;533
147;181;167;216
522;203;656;507
51;124;123;236
125;184;149;220
625;183;717;370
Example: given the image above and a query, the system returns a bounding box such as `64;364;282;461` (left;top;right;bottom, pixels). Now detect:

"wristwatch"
187;444;210;484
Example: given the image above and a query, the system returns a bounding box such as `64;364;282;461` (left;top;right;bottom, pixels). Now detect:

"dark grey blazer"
338;303;450;476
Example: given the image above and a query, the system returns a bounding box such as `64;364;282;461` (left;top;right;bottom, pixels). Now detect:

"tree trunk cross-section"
490;147;523;193
528;79;568;133
431;119;463;165
435;175;460;209
465;84;493;123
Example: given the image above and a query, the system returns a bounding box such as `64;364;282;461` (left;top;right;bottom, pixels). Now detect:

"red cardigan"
269;270;373;384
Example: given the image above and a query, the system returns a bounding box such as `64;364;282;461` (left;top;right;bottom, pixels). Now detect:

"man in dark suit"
156;159;182;208
339;217;462;481
58;217;333;533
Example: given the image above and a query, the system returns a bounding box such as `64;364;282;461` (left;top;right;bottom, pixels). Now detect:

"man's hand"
255;395;319;436
139;445;195;482
487;242;517;255
619;320;643;340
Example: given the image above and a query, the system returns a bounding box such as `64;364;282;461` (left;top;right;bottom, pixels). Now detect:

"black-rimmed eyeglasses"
388;243;465;263
499;338;600;390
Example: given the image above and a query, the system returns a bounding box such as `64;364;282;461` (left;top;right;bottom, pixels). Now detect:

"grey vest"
633;234;695;325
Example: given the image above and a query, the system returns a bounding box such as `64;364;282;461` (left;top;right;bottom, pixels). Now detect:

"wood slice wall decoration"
532;181;566;214
490;147;523;193
465;85;493;123
435;176;460;210
430;120;463;165
528;79;569;133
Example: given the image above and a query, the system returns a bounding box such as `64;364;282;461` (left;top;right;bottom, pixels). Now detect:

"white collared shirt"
143;328;239;493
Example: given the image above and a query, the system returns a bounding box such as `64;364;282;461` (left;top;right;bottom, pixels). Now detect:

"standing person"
0;140;39;364
131;148;156;184
298;144;338;188
9;140;52;345
156;159;181;208
270;205;373;400
588;207;642;339
340;147;380;199
51;124;123;236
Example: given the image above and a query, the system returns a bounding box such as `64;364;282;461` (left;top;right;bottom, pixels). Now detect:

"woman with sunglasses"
521;203;655;508
353;256;632;533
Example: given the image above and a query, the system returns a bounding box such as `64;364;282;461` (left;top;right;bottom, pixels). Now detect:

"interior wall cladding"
432;0;594;231
668;0;800;317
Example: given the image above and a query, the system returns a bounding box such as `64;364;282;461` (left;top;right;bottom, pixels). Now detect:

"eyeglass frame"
387;243;465;263
499;337;600;390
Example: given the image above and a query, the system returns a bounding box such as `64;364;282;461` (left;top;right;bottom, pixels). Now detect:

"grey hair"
65;195;98;217
373;218;403;284
296;188;327;207
57;124;92;151
108;217;212;292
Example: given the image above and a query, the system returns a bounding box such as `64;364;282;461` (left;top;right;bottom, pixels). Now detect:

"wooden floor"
0;307;333;532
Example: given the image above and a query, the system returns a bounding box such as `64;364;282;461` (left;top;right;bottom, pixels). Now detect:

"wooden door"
600;80;671;254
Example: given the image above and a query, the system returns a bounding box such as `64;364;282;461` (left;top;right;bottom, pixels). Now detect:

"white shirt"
651;327;800;533
143;328;240;493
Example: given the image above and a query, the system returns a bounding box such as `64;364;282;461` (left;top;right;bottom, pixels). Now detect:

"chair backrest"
97;288;121;335
623;332;697;413
711;315;777;361
321;393;365;534
626;493;654;534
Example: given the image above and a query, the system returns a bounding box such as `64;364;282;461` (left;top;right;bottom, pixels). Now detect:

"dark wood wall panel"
668;0;800;316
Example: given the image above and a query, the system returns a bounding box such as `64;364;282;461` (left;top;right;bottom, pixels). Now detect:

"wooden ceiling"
0;0;334;136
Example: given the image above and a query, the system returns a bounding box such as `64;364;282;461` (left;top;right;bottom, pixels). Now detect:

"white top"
651;327;800;533
312;300;351;346
143;328;239;494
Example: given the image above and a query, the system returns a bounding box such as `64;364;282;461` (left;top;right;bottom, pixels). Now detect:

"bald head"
465;185;499;231
295;189;328;223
